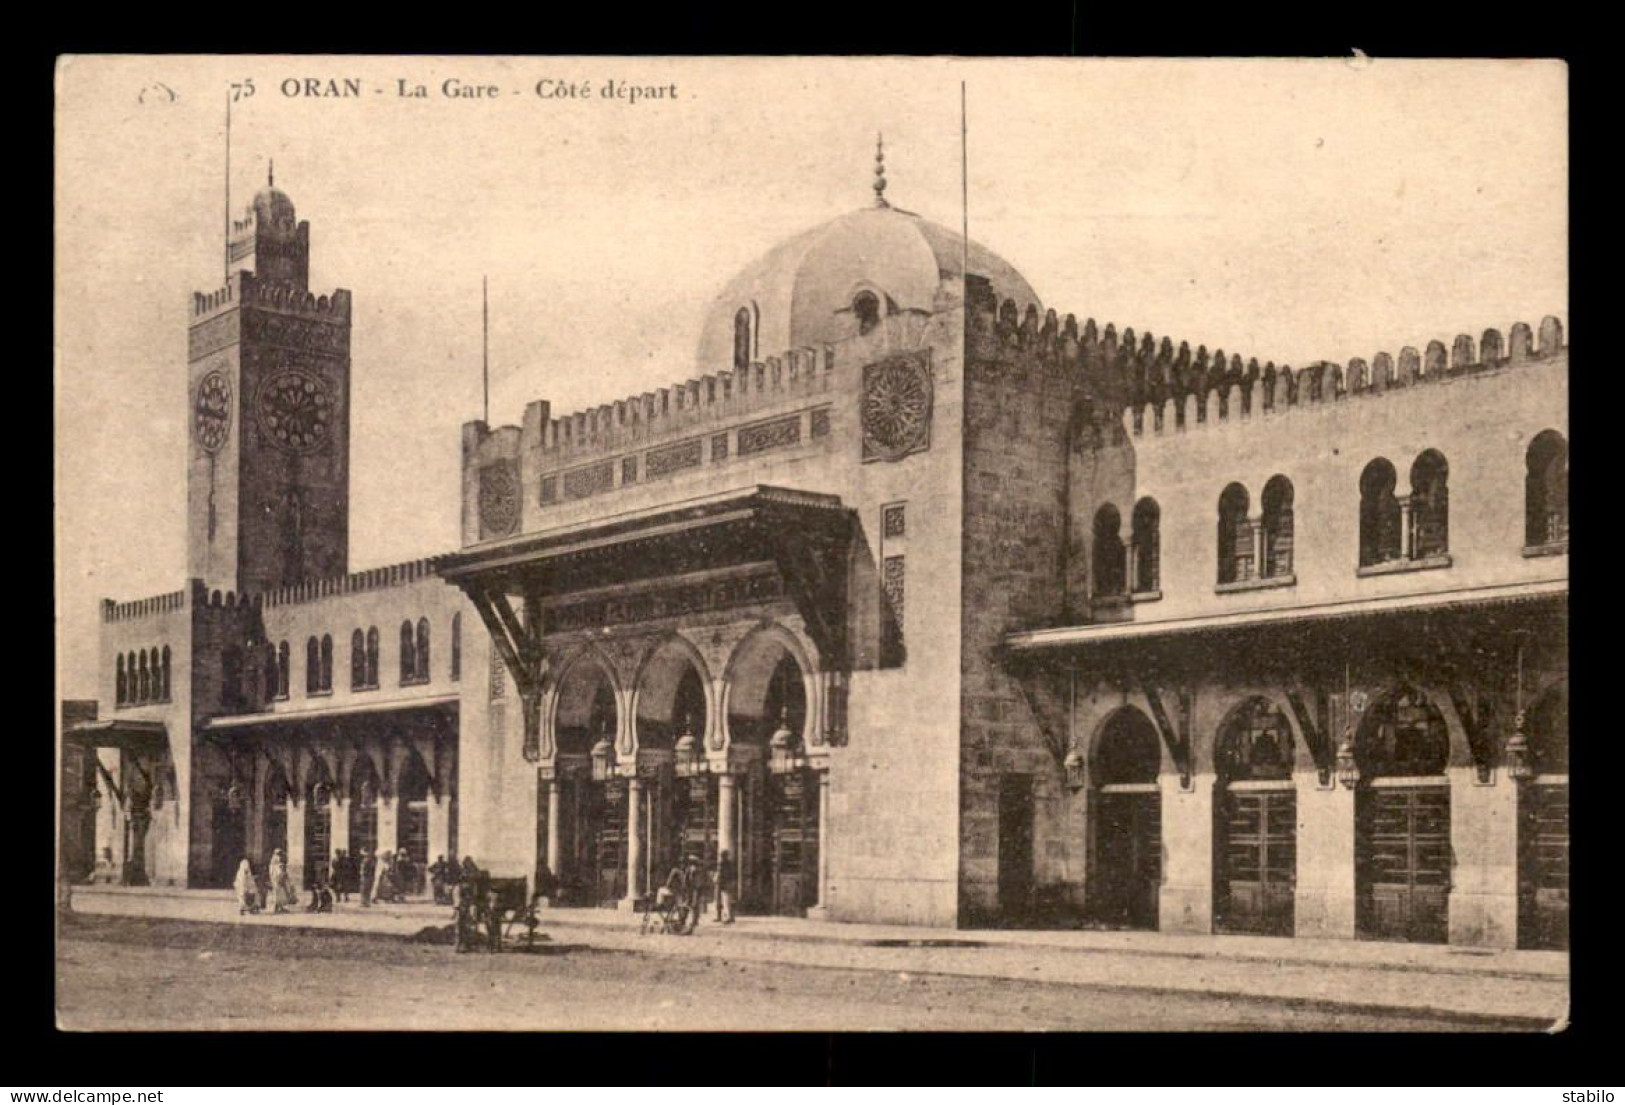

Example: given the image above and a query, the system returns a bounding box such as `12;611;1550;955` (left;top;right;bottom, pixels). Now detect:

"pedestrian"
714;849;736;924
373;851;395;904
267;849;297;914
233;858;260;915
429;855;446;905
682;855;704;934
359;850;376;908
396;850;415;898
534;861;559;908
331;849;349;903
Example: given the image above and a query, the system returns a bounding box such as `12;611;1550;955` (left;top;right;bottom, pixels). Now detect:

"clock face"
861;352;933;462
255;368;333;454
193;371;233;453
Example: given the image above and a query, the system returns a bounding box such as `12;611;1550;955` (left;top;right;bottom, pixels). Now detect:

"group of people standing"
231;848;455;915
655;849;737;934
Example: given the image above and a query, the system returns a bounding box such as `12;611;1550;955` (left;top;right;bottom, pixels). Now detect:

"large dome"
697;204;1041;371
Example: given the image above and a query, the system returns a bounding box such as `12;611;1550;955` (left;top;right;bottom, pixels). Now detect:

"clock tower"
187;171;351;595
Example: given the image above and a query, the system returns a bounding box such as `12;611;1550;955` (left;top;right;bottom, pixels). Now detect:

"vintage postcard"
54;55;1567;1032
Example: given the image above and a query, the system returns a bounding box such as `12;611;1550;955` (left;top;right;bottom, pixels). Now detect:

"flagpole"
224;87;232;283
961;79;969;298
482;276;490;425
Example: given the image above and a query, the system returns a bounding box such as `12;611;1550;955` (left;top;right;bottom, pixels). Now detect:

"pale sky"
54;56;1567;699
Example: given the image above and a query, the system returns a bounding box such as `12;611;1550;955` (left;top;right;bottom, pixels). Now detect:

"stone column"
1157;772;1214;934
623;776;644;908
427;792;451;871
717;772;738;863
544;778;561;883
1399;497;1415;559
286;799;307;892
1447;766;1518;947
1293;771;1356;939
377;795;399;859
806;768;833;920
1251;518;1265;580
329;795;350;858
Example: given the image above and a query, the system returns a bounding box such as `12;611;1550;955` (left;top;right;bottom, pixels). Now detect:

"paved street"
56;904;1560;1032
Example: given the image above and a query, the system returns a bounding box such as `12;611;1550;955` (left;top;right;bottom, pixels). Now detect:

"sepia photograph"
53;54;1568;1034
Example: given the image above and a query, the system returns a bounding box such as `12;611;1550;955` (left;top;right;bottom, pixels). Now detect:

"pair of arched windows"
262;641;291;701
1525;430;1568;548
115;646;171;706
306;635;334;694
400;618;431;684
1359;451;1448;567
1091;498;1162;599
350;628;381;690
1217;477;1295;585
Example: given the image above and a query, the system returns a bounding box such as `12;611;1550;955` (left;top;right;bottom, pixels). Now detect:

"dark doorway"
997;775;1035;919
770;768;818;916
1214;697;1297;936
595;779;627;906
1356;786;1450;943
211;798;246;887
1518;781;1568;950
1094;790;1161;929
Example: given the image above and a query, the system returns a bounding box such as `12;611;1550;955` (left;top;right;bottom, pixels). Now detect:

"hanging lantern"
1505;712;1534;782
314;781;332;806
88;784;103;812
769;709;800;774
359;777;376;806
1063;749;1087;791
590;736;615;782
1334;730;1361;790
674;718;701;778
225;780;243;813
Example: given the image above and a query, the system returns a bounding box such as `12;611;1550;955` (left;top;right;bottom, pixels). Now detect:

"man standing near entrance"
714;849;736;924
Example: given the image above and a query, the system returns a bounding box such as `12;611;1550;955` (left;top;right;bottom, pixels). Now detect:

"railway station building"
64;158;1568;950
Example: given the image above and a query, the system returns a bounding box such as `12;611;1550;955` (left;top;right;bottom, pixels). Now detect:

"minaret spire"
873;132;889;208
268;159;275;188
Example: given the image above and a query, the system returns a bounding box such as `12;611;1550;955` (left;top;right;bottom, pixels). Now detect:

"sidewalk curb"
62;908;1560;1031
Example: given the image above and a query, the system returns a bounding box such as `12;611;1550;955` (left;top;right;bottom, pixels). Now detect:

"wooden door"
770;769;816;916
1093;790;1160;929
1357;787;1450;943
1519;782;1568;950
1217;788;1297;936
998;776;1035;918
212;798;246;887
305;803;332;887
675;775;717;868
740;769;772;912
595;781;627;905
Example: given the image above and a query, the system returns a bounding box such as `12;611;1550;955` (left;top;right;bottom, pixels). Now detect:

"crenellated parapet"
101;589;188;624
964;289;1567;444
258;557;445;609
535;344;837;462
190;271;352;322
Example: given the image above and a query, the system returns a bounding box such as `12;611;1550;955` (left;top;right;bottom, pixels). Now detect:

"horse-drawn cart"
454;875;539;953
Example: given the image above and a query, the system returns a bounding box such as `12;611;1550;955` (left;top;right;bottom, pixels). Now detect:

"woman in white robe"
233;859;259;914
268;849;296;913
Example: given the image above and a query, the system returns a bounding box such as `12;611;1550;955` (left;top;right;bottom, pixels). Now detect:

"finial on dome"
268;159;274;188
873;132;889;208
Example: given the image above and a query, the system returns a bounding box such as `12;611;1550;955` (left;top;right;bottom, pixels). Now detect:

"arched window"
416;618;431;681
319;634;333;692
350;629;366;690
162;645;172;701
116;654;126;705
265;643;280;701
1095;708;1162;786
138;651;150;703
733;306;753;371
1525;430;1568;547
1410;450;1449;559
1131;497;1160;594
451;613;462;681
276;642;289;700
1216;697;1295;782
306;637;321;694
221;646;244;711
365;627;380;687
400;621;416;684
1217;483;1253;584
1092;505;1126;599
1359;459;1402;566
853;291;881;336
1357;685;1449;778
1261;476;1294;579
